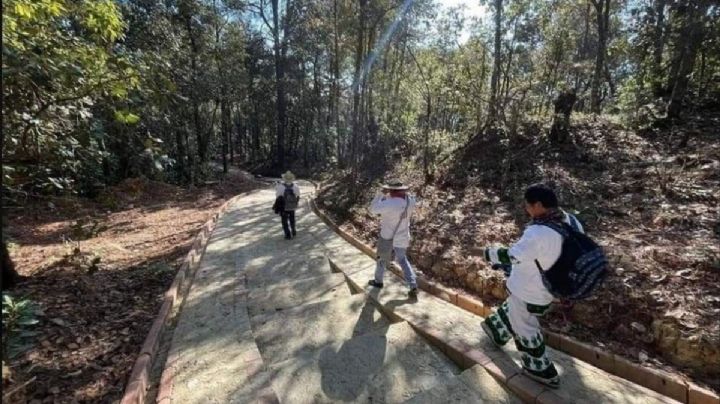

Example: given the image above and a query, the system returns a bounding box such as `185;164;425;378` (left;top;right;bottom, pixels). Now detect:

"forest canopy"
3;0;719;198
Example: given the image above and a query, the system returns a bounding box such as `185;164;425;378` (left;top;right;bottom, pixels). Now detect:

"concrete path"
160;182;515;403
159;181;678;403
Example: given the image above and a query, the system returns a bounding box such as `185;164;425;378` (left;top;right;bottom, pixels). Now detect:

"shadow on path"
319;299;390;401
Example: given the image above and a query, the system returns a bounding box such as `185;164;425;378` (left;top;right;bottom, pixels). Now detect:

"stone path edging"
120;193;248;404
309;193;719;404
154;186;282;404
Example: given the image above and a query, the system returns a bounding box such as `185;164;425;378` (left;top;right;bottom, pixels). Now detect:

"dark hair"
524;183;558;208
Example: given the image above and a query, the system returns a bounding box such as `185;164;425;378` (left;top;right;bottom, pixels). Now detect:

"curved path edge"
309;190;718;404
120;190;255;404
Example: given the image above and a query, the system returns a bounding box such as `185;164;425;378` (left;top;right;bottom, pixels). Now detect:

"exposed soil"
315;114;720;392
2;168;263;403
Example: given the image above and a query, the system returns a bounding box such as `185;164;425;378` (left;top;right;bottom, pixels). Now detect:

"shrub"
2;294;40;359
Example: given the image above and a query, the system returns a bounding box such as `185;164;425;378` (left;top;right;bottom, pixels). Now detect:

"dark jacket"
272;196;285;215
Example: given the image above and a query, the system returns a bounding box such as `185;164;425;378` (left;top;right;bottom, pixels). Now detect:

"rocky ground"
2;169;262;403
316;114;720;392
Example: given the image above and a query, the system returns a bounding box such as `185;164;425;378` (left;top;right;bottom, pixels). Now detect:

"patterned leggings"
482;294;558;377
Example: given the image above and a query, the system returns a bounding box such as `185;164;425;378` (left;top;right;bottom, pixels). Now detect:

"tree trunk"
502;17;519;105
175;128;189;182
545;51;563;114
574;2;591;94
604;62;616;98
184;126;194;183
698;48;706;99
271;0;287;171
221;100;229;173
366;26;376;133
312;50;323;164
230;105;236;165
214;0;228;174
476;44;487;130
423;96;432;183
351;0;367;173
252;101;261;161
487;0;503;127
667;2;707;119
385;42;400;121
407;46;433;182
332;0;343;164
230;128;235;165
590;0;610;114
1;239;20;289
651;0;667;96
391;35;407;118
379;39;392;114
184;15;206;165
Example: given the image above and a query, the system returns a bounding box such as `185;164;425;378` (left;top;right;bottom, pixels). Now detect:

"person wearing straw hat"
368;179;419;297
275;171;300;239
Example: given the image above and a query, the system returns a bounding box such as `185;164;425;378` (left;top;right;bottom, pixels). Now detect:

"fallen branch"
3;376;37;400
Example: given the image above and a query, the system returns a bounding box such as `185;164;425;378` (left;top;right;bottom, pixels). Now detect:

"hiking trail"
158;181;676;403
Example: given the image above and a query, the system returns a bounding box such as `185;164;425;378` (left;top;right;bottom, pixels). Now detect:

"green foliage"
2;0;140;197
617;76;668;128
2;294;41;359
114;110;141;125
2;0;718;198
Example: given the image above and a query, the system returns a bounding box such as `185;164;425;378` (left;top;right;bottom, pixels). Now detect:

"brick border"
309;192;719;404
120;192;251;404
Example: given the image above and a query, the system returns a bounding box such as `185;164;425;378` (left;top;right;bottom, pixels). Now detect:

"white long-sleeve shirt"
495;212;584;305
275;182;300;198
369;194;416;248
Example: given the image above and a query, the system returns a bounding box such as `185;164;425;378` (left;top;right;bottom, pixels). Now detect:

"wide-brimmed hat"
381;179;409;191
282;171;295;182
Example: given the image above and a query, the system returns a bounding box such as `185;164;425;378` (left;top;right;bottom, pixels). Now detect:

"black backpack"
283;184;298;211
534;221;608;301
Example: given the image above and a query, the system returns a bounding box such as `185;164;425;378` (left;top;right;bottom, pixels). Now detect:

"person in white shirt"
480;183;584;389
367;179;419;297
275;171;301;239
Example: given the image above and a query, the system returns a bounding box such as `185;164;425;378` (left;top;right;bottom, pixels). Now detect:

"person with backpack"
367;179;419;298
479;183;607;388
275;171;300;239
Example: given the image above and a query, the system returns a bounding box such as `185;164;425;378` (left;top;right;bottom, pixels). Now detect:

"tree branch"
20;76;129;144
405;45;431;98
248;0;274;33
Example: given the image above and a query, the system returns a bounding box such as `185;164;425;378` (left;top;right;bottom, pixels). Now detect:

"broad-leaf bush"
1;294;40;360
2;0;141;198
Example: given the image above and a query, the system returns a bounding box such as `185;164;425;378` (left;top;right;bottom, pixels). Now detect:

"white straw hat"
381;179;409;191
282;171;295;182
